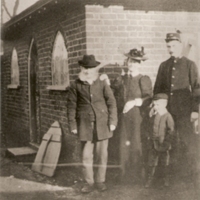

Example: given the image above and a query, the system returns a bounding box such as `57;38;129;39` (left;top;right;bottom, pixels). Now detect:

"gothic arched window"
51;31;69;87
11;48;20;85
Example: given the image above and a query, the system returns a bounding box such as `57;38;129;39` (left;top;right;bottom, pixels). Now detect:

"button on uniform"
172;67;175;70
172;76;175;78
170;93;173;95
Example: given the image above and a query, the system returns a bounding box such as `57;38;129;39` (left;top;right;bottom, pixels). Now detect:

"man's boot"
81;183;94;193
145;166;156;188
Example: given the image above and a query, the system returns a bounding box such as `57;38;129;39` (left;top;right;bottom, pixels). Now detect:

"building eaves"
3;0;54;29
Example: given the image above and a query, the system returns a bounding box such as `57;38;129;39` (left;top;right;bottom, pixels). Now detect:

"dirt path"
0;156;199;200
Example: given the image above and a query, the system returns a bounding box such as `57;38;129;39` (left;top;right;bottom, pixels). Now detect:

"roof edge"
3;0;54;28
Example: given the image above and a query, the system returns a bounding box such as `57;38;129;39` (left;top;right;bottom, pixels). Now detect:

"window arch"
51;31;69;86
11;48;20;85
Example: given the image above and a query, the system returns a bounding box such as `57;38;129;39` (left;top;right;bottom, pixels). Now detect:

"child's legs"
160;151;170;179
148;148;159;168
160;151;170;166
147;149;158;179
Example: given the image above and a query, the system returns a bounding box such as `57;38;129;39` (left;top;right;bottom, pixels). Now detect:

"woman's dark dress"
112;73;152;180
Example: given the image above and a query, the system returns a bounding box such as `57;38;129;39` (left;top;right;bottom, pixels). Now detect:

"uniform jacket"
148;112;174;152
67;77;118;141
154;56;198;116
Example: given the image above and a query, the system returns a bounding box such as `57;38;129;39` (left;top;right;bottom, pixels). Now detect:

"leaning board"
32;121;62;177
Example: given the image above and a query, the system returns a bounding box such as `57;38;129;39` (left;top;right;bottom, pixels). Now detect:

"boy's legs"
145;148;158;188
160;150;170;186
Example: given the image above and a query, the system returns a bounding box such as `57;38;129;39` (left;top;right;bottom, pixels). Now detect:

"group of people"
67;32;199;193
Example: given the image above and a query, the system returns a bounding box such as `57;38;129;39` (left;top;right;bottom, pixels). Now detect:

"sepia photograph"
0;0;200;199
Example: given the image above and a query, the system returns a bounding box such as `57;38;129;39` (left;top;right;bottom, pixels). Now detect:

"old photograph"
0;0;200;199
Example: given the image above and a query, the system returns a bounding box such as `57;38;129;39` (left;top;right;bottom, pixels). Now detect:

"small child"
145;93;174;188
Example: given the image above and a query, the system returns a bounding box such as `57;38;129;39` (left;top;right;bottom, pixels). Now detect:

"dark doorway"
29;40;40;143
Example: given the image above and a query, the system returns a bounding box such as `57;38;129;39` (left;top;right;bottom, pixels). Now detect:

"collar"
78;79;99;85
157;108;168;116
127;71;141;78
171;56;183;63
79;80;90;85
150;108;168;117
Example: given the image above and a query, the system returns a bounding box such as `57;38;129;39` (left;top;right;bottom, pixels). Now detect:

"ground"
0;147;200;200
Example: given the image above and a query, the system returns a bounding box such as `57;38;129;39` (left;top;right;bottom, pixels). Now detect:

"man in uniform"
67;55;118;193
153;32;199;175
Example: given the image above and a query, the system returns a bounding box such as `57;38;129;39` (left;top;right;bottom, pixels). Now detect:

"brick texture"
2;2;86;163
86;5;200;85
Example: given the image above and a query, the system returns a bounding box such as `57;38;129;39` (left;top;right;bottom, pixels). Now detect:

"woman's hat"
78;55;100;68
124;47;148;61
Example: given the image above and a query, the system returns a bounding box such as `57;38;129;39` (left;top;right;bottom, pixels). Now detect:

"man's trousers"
82;139;109;185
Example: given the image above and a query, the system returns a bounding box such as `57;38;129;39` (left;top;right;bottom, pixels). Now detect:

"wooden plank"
7;147;37;156
31;121;62;177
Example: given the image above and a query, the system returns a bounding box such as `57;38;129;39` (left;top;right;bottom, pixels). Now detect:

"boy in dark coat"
145;93;174;188
67;55;118;193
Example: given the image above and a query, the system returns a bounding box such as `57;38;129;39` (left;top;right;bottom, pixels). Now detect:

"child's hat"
153;93;168;100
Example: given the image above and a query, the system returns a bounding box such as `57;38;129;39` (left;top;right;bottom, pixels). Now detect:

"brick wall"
2;39;30;146
2;2;86;162
86;5;200;84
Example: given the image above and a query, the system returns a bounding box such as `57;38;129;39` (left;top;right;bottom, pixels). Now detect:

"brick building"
1;0;200;163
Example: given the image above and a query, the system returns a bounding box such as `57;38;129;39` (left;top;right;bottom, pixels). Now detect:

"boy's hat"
165;33;181;43
78;55;100;68
153;93;168;100
124;47;148;61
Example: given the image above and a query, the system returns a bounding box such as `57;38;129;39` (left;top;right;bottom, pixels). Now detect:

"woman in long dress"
112;47;152;183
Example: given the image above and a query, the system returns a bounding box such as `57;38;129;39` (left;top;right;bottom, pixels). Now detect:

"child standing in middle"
145;93;174;188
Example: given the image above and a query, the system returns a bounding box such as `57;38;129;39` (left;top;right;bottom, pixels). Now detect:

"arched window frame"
47;31;70;90
7;47;20;89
